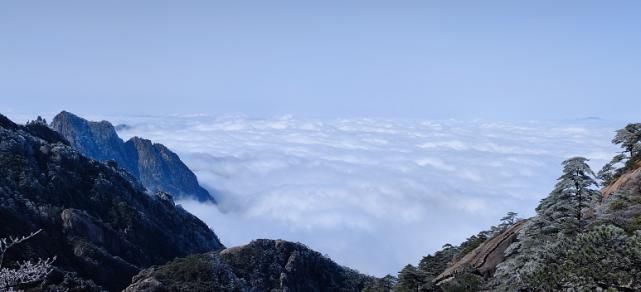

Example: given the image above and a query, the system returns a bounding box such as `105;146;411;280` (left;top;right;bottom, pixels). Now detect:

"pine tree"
598;153;626;184
613;123;641;158
381;274;398;291
25;116;47;126
521;225;641;290
396;264;423;292
363;274;397;292
599;123;641;185
492;157;600;291
497;211;519;232
537;157;600;233
500;212;518;226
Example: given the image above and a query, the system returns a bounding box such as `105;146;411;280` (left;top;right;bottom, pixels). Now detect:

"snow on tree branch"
0;229;55;290
0;230;42;268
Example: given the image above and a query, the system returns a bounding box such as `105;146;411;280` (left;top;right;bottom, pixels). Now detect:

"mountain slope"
125;239;375;292
396;123;641;291
50;111;213;202
0;114;223;291
432;220;527;285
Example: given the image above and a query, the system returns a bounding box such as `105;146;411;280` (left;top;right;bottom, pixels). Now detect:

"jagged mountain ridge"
0;114;223;290
50;111;213;202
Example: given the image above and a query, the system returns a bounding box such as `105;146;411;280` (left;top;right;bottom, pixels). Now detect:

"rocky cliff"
125;239;375;292
432;220;527;286
50;111;213;202
0;113;223;291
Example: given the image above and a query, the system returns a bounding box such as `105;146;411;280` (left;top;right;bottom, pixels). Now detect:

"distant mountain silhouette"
51;111;214;202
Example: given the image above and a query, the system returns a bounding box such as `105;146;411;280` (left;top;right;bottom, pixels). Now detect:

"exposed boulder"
601;162;641;199
124;136;213;202
596;164;641;233
434;220;527;285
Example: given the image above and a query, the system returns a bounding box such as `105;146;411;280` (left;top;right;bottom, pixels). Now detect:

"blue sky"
0;1;635;275
1;1;640;120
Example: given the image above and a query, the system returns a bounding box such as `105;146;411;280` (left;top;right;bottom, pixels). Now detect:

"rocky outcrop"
50;111;213;202
596;164;641;233
126;239;376;292
0;113;223;291
601;163;641;199
124;136;213;202
49;111;131;167
433;220;527;285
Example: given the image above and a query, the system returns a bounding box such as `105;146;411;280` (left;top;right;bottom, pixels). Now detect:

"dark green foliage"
609;199;627;211
0;114;19;130
599;123;641;186
500;211;518;226
597;179;641;233
414;244;459;291
455;235;487;261
438;273;484;292
599;154;627;184
418;245;456;276
39;269;104;292
396;265;422;292
128;240;375;292
613;123;641;155
363;274;397;292
24;120;69;146
222;239;374;291
130;253;243;292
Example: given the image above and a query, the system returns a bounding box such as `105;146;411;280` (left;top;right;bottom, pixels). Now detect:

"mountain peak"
50;111;215;202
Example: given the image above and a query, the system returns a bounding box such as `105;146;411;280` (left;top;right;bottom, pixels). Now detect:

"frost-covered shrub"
521;225;641;290
0;230;55;291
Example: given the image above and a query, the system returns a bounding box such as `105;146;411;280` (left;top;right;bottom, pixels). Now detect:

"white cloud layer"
111;115;619;276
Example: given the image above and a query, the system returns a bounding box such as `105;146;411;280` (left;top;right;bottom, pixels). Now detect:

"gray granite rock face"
51;111;214;202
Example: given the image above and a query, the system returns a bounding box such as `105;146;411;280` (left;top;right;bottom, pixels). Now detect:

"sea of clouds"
89;114;620;276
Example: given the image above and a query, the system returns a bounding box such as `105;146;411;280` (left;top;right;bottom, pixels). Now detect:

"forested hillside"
395;122;641;291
